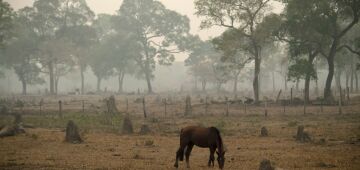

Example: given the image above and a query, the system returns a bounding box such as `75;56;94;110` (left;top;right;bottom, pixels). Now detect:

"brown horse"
174;126;226;169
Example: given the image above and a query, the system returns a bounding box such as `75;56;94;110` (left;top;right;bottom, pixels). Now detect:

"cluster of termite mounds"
257;125;312;170
121;116;152;135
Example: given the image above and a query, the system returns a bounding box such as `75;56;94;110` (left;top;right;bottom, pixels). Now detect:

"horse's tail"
210;127;223;152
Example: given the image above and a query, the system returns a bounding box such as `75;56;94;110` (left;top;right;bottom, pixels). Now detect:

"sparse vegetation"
1;0;360;169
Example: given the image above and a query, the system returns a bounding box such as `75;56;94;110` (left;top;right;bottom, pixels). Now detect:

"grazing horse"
174;126;226;169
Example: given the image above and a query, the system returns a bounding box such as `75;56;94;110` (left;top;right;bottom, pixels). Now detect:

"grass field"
0;94;360;169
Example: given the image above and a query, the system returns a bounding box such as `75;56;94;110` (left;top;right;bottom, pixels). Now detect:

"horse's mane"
210;127;223;152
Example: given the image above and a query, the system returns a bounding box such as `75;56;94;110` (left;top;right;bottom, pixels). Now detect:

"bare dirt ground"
0;94;360;169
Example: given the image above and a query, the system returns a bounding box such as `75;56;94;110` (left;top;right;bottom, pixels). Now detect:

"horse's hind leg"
185;143;194;168
208;147;215;167
174;145;186;168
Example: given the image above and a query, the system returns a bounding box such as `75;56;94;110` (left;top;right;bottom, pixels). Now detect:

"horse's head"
216;150;226;169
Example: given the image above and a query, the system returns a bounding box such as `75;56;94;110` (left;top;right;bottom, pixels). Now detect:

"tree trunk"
272;71;275;92
217;82;222;93
324;52;335;101
346;68;350;88
284;74;288;91
296;79;299;91
355;69;359;92
80;65;85;95
304;53;316;103
194;77;198;91
21;79;27;95
55;77;59;95
143;42;153;94
96;77;102;92
49;61;55;95
324;39;338;101
144;70;152;94
335;67;342;90
202;80;206;92
118;72;125;93
315;79;319;96
350;58;354;92
233;73;239;93
304;73;311;103
253;51;261;103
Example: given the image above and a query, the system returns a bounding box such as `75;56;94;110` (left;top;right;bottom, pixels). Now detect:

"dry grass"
0;94;360;169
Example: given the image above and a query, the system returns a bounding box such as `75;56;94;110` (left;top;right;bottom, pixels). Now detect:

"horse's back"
180;126;217;148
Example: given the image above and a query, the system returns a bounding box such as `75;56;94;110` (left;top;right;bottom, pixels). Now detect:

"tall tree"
185;38;218;92
107;35;139;94
89;40;114;92
28;0;95;94
195;0;280;103
58;0;95;94
281;0;360;101
213;29;255;93
62;25;97;94
4;8;44;95
0;0;13;48
0;0;14;76
118;0;190;94
276;18;322;102
186;37;234;92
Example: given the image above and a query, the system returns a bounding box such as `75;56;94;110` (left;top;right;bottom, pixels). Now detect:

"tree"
185;38;218;92
38;38;74;94
341;24;360;92
118;0;190;94
281;0;360;101
108;35;139;94
57;0;95;94
276;28;321;102
25;0;95;95
0;0;13;48
186;38;234;92
212;29;255;93
287;57;317;97
62;25;97;94
211;61;233;92
91;14;139;93
261;45;286;92
195;0;280;103
4;9;44;95
0;0;14;77
89;40;114;92
188;62;213;92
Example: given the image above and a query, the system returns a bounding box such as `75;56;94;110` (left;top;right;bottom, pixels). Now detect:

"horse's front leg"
208;147;215;167
185;144;194;168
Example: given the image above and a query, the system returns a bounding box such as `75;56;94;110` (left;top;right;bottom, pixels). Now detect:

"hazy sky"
6;0;226;40
6;0;283;61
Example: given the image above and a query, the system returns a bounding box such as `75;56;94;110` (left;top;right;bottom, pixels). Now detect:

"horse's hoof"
174;164;178;168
